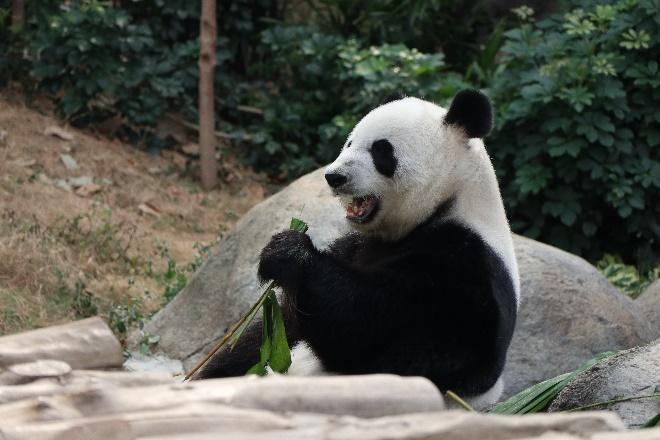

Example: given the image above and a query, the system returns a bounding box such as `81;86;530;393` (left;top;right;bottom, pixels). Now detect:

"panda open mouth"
346;195;379;223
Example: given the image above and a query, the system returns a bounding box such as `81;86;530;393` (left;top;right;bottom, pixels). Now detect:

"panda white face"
325;96;471;239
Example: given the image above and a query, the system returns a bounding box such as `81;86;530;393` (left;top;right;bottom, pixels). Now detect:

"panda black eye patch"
370;139;397;177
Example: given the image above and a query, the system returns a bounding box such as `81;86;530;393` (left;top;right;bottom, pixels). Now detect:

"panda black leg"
192;318;263;379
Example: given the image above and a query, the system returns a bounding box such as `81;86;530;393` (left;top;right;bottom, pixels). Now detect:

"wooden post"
198;0;218;190
11;0;25;30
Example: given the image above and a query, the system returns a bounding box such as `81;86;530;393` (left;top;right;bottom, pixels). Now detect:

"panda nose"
325;172;348;188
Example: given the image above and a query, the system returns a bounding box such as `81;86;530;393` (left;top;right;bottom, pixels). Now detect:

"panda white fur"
195;89;520;409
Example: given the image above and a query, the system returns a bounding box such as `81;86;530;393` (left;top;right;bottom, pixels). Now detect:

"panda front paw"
258;230;316;290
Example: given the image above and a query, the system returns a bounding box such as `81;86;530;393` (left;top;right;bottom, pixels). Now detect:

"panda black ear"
380;90;406;106
444;89;493;139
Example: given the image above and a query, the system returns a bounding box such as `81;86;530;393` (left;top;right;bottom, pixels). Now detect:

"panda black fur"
195;89;519;408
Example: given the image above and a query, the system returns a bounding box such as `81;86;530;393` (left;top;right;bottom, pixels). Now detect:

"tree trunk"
11;0;25;30
198;0;218;190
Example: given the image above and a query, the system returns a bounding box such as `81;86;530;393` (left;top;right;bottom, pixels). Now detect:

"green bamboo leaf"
267;290;292;373
247;362;267;376
260;292;273;363
289;217;309;233
491;373;571;414
643;412;660;428
491;351;616;414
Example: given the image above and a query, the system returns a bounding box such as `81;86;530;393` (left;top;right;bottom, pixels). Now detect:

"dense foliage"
237;25;470;175
489;0;660;266
308;0;502;69
30;2;199;129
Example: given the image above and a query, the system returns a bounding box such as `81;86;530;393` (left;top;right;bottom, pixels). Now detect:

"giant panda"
195;89;520;408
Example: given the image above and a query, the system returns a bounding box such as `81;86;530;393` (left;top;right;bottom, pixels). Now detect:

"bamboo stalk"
184;281;275;380
446;390;477;412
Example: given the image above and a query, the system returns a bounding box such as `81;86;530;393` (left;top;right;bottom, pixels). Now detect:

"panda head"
325;89;493;239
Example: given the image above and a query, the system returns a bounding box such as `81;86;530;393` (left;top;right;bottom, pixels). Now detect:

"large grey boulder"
503;236;653;397
140;168;652;398
636;279;660;340
549;339;660;428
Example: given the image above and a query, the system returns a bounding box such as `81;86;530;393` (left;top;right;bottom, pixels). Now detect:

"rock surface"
549;339;660;428
140;167;652;398
504;236;653;397
123;351;185;376
636;279;660;340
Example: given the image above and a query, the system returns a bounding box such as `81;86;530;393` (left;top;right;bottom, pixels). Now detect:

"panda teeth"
346;195;377;221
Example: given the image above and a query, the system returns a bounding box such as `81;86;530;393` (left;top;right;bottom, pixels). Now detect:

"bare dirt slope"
0;93;266;339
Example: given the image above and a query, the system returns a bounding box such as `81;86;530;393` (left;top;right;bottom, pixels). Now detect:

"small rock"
161;149;187;169
44;126;74;141
123;352;184;377
75;183;102;198
59;154;78;170
0;129;7;143
147;166;164;175
54;179;72;192
37;173;53;185
549;339;660;428
181;143;199;155
138;202;161;216
68;176;94;188
14;159;36;168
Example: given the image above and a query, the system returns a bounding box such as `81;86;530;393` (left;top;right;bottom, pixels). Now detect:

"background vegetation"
0;0;658;277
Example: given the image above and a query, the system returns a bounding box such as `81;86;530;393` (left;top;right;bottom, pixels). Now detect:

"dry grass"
0;92;268;337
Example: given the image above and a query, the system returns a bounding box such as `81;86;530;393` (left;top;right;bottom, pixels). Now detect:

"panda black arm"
258;231;425;358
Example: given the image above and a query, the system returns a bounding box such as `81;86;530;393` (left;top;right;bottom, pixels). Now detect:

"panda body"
196;90;519;408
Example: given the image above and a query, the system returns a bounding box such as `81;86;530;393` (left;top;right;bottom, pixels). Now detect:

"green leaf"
265;290;292;373
490;352;616;414
643;412;660;428
491;373;572;414
289;218;309;233
246;361;267;376
259;292;273;364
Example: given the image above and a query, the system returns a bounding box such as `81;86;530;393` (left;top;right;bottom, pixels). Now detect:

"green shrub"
236;25;471;176
29;1;200;132
597;254;658;298
309;0;504;70
489;0;660;267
